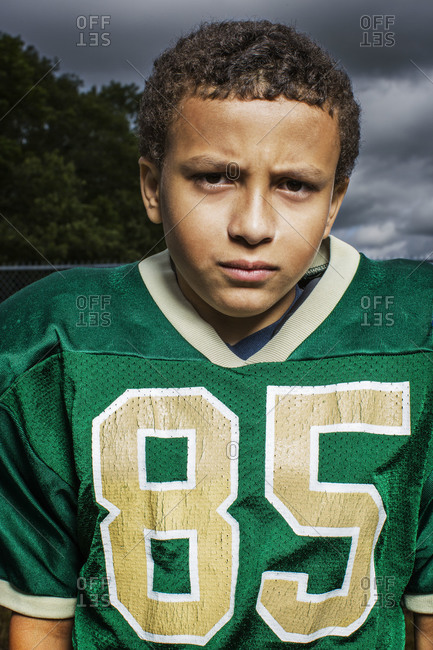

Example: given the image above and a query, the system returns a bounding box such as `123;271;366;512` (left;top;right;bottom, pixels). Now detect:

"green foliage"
0;33;164;263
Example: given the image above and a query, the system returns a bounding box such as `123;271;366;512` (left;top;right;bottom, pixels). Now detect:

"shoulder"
358;253;433;289
0;263;137;314
334;251;433;353
0;263;135;336
354;254;433;321
297;240;433;360
0;263;141;391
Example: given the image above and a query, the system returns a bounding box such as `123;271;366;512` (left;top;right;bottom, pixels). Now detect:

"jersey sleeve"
404;468;433;613
0;378;79;618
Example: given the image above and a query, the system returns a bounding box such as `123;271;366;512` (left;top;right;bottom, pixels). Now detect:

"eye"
279;177;318;198
203;173;226;184
281;179;304;192
193;173;233;189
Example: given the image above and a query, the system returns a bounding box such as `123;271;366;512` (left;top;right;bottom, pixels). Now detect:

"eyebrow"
179;155;327;180
179;156;229;172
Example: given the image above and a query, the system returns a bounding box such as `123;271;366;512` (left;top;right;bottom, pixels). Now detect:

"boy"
1;19;433;649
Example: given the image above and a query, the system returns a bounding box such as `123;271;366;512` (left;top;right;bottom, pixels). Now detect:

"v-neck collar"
138;236;360;368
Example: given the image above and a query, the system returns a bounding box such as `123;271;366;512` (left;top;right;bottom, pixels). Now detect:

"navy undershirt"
226;284;304;360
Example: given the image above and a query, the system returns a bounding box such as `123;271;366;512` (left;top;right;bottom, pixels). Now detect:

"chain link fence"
0;264;122;303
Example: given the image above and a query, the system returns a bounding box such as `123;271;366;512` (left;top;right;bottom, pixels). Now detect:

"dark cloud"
2;0;432;87
290;0;433;78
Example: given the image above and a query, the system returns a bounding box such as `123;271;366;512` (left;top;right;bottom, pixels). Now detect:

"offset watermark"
360;576;397;608
76;294;111;327
360;15;396;47
226;441;239;460
226;161;240;180
360;295;394;327
76;15;111;47
76;576;111;608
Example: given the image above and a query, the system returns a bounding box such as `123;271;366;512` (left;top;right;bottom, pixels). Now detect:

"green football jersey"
1;236;433;649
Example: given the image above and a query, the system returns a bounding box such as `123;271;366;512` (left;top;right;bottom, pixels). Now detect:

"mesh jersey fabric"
0;235;433;649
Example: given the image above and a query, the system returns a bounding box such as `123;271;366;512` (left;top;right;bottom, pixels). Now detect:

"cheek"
167;211;218;252
278;228;324;277
164;223;211;278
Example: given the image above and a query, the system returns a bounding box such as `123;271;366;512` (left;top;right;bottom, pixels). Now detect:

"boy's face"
140;96;347;342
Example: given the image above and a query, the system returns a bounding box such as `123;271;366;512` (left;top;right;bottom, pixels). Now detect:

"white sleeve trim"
0;579;76;618
404;593;433;614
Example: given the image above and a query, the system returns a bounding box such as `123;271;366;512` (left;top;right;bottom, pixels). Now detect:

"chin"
213;300;274;320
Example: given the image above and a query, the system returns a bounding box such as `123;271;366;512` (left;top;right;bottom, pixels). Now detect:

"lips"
219;260;278;271
219;260;278;282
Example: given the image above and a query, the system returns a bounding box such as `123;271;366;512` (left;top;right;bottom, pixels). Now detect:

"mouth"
219;260;278;282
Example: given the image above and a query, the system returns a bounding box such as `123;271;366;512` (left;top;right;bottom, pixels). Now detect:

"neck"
207;313;282;345
177;276;296;345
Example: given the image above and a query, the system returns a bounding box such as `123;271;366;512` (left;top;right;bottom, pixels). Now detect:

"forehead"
166;95;340;172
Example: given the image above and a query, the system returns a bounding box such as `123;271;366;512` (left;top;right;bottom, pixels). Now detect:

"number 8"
92;387;239;645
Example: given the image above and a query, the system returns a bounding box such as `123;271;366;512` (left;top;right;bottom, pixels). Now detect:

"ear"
139;156;162;224
323;177;349;238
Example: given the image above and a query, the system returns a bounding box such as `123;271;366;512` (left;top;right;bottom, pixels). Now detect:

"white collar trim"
138;235;360;367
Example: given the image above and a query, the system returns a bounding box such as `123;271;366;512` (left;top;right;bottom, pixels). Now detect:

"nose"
227;190;275;246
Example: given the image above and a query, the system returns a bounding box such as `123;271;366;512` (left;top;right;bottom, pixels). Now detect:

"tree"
0;33;164;264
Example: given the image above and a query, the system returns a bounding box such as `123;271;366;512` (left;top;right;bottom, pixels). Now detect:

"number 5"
258;382;410;642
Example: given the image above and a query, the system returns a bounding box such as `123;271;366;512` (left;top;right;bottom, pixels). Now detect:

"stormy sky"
1;0;432;260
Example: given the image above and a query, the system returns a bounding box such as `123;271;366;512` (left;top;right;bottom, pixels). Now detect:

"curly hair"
138;20;360;186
